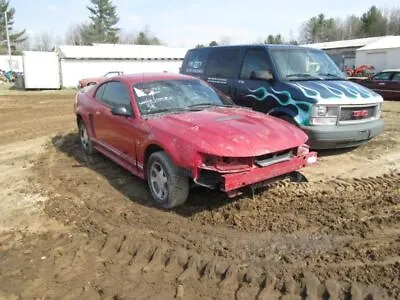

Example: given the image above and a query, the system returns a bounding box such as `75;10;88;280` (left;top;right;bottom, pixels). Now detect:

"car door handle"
378;82;386;86
95;111;100;115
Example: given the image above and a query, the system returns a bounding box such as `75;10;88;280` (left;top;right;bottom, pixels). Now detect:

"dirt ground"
0;88;399;299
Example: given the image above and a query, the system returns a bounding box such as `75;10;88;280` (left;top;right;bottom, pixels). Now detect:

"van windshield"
269;48;346;81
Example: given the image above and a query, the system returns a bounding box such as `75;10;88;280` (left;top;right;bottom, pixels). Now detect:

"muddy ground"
0;89;399;299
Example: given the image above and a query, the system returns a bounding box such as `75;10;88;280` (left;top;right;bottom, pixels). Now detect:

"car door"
234;48;274;110
90;83;110;142
386;72;400;100
365;71;393;99
204;47;241;97
95;81;138;167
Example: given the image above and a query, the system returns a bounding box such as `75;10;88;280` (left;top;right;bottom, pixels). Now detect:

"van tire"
278;115;298;126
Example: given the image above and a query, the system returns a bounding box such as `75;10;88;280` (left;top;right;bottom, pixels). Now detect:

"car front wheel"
147;151;189;209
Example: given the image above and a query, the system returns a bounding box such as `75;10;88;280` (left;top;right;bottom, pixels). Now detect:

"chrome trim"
338;104;379;125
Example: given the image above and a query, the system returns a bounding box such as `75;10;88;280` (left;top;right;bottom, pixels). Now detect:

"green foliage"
360;6;388;37
209;40;218;46
299;6;400;43
265;34;283;44
85;0;120;44
0;0;26;54
134;31;161;45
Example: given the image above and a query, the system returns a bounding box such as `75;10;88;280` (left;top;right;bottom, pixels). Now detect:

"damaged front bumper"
195;152;317;194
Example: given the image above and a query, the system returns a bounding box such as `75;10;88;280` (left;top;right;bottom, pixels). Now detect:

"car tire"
78;120;96;155
147;151;189;209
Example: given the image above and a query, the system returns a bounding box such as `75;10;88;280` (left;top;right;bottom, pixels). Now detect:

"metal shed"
356;36;400;72
303;37;382;70
58;44;188;88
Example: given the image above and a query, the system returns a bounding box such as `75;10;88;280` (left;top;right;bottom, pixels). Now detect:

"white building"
356;36;400;72
303;36;400;72
58;44;188;88
22;44;188;89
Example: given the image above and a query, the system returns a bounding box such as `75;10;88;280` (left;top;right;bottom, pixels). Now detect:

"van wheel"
147;152;189;209
279;115;298;126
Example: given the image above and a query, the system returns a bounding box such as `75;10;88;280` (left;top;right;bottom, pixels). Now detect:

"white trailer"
22;51;61;89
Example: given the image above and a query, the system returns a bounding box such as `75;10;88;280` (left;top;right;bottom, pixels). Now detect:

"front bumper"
220;153;316;192
301;119;384;149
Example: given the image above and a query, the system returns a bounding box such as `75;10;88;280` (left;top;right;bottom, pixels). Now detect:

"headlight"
201;154;252;171
310;105;339;125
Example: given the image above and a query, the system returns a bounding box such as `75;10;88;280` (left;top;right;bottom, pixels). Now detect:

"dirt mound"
14;132;396;299
1;93;399;299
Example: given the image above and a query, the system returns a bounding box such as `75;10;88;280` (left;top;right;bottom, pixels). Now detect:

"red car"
74;73;317;208
349;69;400;100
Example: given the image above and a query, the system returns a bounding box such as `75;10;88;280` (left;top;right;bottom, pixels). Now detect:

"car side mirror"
250;70;274;81
111;105;132;117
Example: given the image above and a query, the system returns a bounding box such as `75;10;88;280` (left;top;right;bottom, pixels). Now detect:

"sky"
11;0;400;48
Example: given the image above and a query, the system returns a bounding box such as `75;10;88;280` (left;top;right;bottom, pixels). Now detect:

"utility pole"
4;11;12;71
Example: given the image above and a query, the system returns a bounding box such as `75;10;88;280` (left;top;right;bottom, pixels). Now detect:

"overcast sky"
12;0;400;47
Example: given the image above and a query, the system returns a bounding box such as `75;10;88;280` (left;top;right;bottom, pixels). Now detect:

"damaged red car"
74;73;317;208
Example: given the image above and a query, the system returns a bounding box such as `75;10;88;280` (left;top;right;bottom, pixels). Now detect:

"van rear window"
184;48;209;74
205;48;240;78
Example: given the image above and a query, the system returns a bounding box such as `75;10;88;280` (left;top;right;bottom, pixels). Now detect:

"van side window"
205;48;240;78
240;49;271;80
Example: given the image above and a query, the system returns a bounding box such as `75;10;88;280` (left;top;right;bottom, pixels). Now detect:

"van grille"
339;105;377;122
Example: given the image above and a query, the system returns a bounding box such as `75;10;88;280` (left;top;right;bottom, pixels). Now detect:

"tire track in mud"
22;134;400;298
0;230;389;299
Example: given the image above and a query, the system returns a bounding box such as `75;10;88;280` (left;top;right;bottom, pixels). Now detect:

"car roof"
187;44;318;51
115;73;197;84
382;69;400;72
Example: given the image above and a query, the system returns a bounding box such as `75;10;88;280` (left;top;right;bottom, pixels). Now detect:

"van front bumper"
301;119;384;149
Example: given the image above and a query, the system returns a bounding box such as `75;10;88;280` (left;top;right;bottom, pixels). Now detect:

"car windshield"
269;48;346;81
132;79;227;115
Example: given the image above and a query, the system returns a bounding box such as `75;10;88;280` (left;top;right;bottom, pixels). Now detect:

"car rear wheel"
79;120;96;155
147;151;189;209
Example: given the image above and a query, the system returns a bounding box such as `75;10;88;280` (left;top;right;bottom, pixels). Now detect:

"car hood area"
287;80;384;105
146;107;308;157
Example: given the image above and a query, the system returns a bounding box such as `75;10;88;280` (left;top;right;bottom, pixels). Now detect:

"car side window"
102;81;133;114
205;48;240;78
95;83;107;102
392;72;400;82
240;49;271;80
372;72;392;81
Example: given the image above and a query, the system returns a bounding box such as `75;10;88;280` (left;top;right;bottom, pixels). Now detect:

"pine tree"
0;0;26;54
86;0;120;44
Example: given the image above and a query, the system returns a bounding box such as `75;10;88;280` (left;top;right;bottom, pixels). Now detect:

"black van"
180;45;384;149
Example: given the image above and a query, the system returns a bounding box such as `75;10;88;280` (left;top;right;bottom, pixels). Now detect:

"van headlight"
310;105;339;125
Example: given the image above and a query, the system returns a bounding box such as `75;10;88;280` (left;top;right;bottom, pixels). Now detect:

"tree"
34;32;53;51
85;0;120;44
134;31;161;45
360;6;388;37
209;40;218;46
195;44;204;48
265;34;283;44
0;0;26;54
65;24;92;45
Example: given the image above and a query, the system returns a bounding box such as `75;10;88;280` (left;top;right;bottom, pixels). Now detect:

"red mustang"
74;73;317;208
